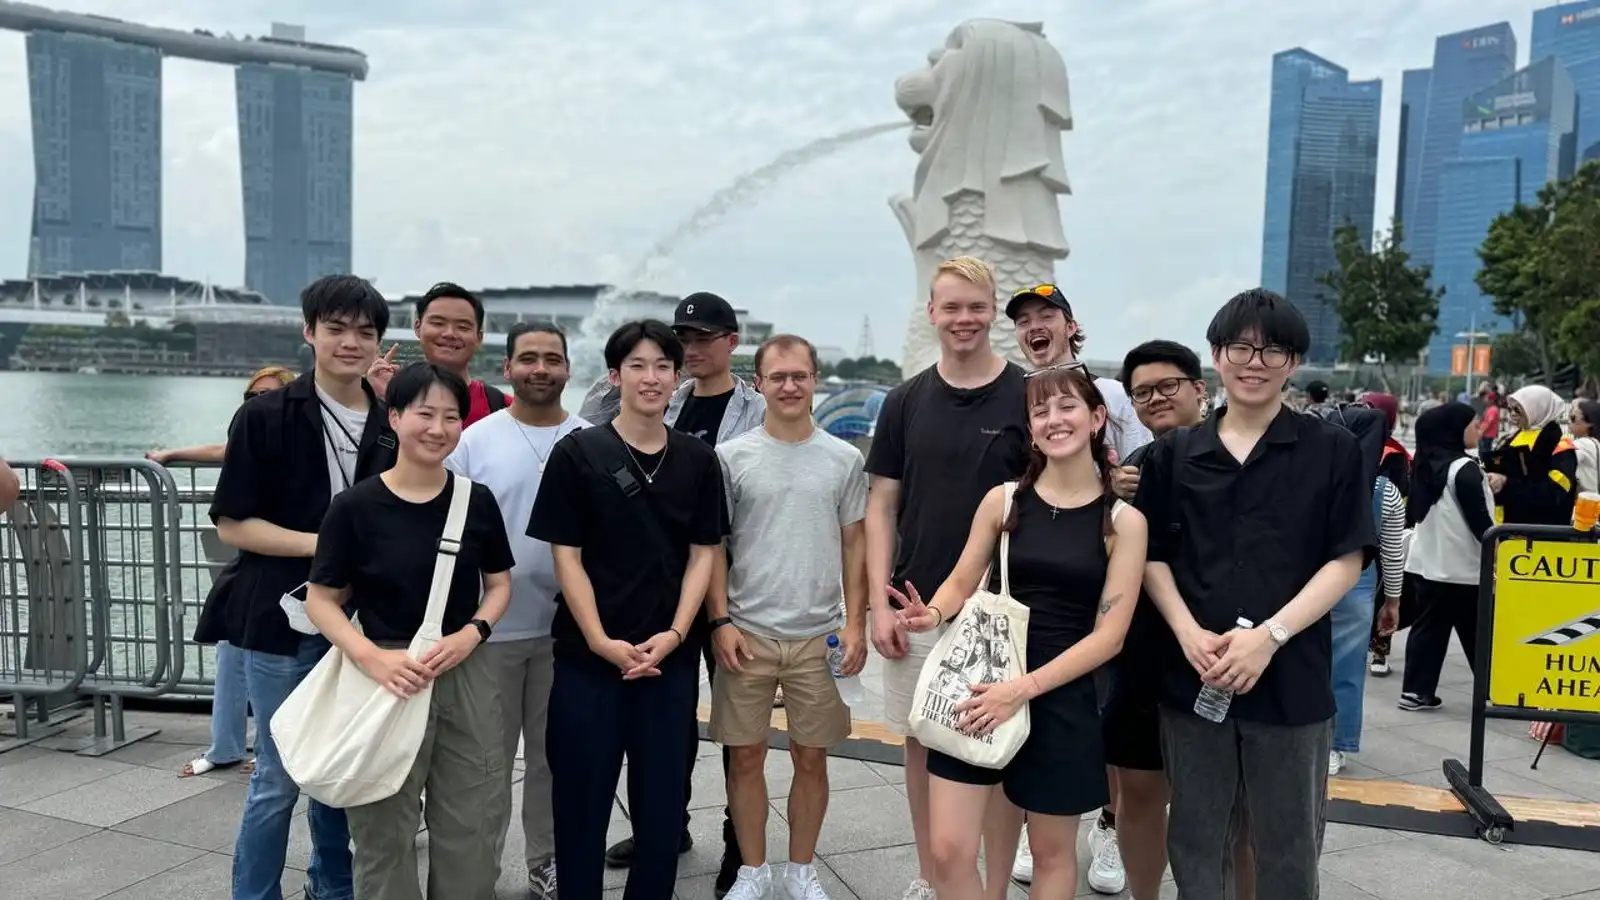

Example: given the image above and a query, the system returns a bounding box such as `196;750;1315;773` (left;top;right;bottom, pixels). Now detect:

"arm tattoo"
1098;592;1123;617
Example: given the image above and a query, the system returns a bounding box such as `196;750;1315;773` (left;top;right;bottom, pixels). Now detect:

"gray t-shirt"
717;426;869;640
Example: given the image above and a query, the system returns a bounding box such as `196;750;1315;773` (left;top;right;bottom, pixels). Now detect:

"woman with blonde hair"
149;366;298;465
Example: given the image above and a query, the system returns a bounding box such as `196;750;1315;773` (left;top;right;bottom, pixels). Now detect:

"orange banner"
1473;344;1492;375
1451;345;1492;376
1451;346;1469;376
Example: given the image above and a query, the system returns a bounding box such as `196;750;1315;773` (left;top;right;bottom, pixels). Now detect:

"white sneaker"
1011;825;1033;883
1329;750;1346;776
528;859;557;900
724;864;774;900
781;862;831;900
900;878;935;900
1086;815;1126;894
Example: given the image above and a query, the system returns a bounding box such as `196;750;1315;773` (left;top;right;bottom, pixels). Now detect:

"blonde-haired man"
865;256;1031;900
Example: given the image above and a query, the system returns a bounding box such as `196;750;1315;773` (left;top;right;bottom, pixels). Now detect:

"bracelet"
668;626;684;645
932;606;945;626
1028;674;1044;697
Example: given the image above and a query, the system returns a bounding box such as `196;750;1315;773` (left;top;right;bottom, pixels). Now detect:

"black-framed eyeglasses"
1024;360;1088;379
1130;377;1198;405
1222;341;1292;369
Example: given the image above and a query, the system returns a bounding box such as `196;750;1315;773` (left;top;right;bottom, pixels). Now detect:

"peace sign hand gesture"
886;581;941;633
367;344;401;395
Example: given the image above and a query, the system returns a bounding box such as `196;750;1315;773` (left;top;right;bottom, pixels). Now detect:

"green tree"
1489;331;1542;380
1317;221;1442;391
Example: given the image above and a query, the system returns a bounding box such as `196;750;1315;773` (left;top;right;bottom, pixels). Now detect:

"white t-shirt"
314;384;368;499
447;409;589;642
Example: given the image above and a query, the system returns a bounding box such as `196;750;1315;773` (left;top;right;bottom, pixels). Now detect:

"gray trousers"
483;636;556;871
345;648;508;900
1160;706;1331;900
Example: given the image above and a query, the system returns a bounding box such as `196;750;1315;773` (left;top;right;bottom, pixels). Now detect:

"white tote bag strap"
419;473;472;634
998;482;1018;596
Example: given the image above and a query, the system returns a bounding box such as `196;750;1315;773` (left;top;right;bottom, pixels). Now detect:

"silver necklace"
1041;486;1096;520
513;420;561;473
621;437;668;484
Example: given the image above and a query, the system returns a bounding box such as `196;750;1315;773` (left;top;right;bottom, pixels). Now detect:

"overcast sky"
0;0;1554;362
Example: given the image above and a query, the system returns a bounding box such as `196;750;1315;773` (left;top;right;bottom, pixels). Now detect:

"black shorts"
926;676;1108;817
1101;661;1164;772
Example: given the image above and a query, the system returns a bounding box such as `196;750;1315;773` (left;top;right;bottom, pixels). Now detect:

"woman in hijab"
1399;403;1495;712
1484;385;1579;526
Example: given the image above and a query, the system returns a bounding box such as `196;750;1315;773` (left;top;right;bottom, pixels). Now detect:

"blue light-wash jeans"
232;636;353;900
207;641;249;766
1330;564;1378;753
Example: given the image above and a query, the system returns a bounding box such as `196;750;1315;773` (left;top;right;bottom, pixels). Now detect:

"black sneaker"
713;846;741;898
603;832;694;869
1398;692;1442;712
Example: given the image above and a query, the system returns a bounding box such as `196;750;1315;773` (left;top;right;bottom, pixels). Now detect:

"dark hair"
1119;339;1202;386
506;322;568;361
754;333;820;375
416;281;485;330
385;361;471;419
1205;288;1310;357
1306;380;1330;403
604;319;683;372
1007;367;1117;537
1577;400;1600;433
301;275;389;336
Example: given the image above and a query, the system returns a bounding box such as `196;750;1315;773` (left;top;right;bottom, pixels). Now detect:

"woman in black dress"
892;365;1147;899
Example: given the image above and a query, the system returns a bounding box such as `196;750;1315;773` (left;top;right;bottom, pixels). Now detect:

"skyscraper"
1427;57;1578;372
236;62;355;307
1533;1;1600;164
25;30;162;276
1260;49;1381;365
1409;24;1517;271
1395;68;1433;226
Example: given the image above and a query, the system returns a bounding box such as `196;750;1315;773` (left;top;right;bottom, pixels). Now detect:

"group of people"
175;257;1594;900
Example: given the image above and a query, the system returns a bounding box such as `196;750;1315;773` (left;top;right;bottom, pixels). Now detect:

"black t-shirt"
526;424;726;664
309;476;514;643
675;389;734;446
865;364;1030;597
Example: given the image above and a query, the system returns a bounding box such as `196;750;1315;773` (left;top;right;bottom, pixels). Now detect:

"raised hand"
367;344;401;395
886;581;940;633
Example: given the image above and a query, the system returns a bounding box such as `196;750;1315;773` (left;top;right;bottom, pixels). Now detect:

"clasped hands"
361;626;483;698
593;629;682;680
1178;623;1279;695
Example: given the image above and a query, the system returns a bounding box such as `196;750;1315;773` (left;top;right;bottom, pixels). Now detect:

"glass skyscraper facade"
1534;1;1600;163
1395;68;1433;226
25;31;161;276
1409;24;1517;272
1427;57;1577;372
236;64;355;307
1260;49;1381;365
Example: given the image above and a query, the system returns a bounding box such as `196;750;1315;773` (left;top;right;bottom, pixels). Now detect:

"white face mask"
279;582;318;635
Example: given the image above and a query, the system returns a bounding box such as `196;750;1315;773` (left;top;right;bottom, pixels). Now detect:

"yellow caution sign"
1490;539;1600;713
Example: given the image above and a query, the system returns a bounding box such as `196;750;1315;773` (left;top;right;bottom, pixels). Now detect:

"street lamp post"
1457;316;1491;397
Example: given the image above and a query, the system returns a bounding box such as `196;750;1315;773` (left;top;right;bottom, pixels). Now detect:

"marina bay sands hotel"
0;2;368;305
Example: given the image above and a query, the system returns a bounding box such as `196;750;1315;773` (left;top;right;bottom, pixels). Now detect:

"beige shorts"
881;628;939;737
710;633;852;749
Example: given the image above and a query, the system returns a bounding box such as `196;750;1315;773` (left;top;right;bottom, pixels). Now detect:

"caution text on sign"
1490;539;1600;713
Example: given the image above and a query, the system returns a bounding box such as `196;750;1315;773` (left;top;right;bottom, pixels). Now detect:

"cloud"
0;0;1547;364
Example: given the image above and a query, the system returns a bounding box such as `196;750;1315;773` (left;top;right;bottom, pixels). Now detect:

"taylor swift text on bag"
908;482;1032;770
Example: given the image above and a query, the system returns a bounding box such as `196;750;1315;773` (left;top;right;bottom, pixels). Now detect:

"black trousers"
1401;577;1480;699
550;650;697;900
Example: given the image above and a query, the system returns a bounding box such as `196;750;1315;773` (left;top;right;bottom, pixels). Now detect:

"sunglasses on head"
244;389;271;401
1013;284;1061;299
1023;360;1088;379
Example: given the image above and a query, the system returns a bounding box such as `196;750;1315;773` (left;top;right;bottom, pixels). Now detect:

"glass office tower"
236;63;355;306
1426;57;1577;372
1396;68;1433;227
1533;1;1600;164
25;30;161;276
1260;49;1381;365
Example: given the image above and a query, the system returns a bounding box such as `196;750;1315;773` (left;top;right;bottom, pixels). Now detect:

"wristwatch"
707;616;734;631
469;618;493;643
1263;619;1289;647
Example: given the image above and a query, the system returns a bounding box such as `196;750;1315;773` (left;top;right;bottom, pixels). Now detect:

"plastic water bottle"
826;635;864;705
826;634;847;676
1193;617;1254;723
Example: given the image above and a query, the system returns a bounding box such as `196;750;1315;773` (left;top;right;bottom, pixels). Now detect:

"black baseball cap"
1005;284;1074;321
672;291;739;334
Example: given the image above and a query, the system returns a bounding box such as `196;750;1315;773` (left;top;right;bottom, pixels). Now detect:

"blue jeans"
208;641;249;765
1330;565;1377;753
232;636;353;900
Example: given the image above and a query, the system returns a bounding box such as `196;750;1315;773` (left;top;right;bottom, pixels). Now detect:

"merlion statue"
890;20;1073;374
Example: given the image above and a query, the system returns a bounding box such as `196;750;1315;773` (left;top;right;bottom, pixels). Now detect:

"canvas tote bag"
270;472;473;808
908;482;1032;769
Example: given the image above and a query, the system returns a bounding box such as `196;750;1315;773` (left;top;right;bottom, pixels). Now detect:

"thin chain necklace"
620;434;669;484
512;418;562;473
1038;484;1098;520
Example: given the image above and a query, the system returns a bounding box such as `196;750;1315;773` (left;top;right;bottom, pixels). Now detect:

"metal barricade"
163;461;228;696
0;460;90;752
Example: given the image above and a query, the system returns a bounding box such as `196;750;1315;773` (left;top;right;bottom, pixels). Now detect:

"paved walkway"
2;635;1598;899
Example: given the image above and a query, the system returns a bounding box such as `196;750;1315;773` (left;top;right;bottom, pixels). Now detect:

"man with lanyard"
209;275;397;900
447;322;588;899
582;292;765;896
1003;283;1152;890
369;281;508;427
